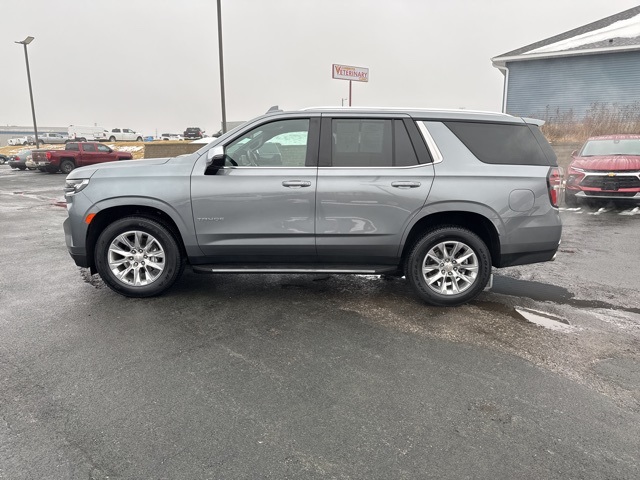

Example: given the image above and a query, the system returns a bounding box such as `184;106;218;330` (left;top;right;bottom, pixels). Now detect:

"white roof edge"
522;117;545;126
300;106;513;117
492;43;640;66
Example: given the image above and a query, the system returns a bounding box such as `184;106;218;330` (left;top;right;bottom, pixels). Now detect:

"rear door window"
329;119;419;167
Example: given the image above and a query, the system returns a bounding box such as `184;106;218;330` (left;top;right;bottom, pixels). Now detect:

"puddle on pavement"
514;307;572;331
491;276;640;315
474;301;572;332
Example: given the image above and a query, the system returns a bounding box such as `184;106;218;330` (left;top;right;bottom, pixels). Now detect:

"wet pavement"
1;166;639;479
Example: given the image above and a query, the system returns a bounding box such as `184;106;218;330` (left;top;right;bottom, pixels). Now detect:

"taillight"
46;151;51;160
547;167;563;208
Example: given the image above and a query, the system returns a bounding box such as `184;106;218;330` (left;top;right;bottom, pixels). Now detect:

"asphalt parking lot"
1;166;639;479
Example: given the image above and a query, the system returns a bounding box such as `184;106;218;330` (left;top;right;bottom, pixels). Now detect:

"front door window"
225;119;310;167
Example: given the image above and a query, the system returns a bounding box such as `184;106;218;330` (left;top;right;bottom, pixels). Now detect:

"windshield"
580;139;640;156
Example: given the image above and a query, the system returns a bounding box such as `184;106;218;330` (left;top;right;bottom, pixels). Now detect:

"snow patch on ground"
619;207;640;215
105;145;143;153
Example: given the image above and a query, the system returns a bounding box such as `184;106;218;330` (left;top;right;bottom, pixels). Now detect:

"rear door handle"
391;181;421;189
282;180;312;188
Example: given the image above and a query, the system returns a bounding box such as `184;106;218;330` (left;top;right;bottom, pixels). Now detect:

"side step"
192;264;398;274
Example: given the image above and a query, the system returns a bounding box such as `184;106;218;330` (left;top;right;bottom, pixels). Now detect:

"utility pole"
15;36;39;147
217;0;227;134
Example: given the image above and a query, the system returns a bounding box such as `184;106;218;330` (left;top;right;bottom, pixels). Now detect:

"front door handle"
391;181;421;189
282;180;312;188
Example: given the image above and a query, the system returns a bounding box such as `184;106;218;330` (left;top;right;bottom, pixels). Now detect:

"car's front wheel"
94;216;185;297
109;136;116;142
406;226;491;307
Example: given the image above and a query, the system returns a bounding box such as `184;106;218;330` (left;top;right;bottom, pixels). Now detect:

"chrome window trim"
216;165;312;169
416;121;443;164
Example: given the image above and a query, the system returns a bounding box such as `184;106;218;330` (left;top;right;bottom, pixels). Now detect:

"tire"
109;136;116;142
406;226;491;307
136;137;143;142
564;192;579;207
27;167;36;171
59;159;75;174
18;166;26;171
94;216;185;297
79;138;86;142
23;142;27;146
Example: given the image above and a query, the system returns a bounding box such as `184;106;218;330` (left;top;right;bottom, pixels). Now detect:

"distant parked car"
9;135;35;146
565;134;640;206
39;132;69;144
33;142;133;174
183;127;204;139
8;149;33;170
160;133;184;141
106;128;143;142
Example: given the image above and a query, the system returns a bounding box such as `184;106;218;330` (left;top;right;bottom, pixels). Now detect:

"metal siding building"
492;6;640;120
505;51;640;119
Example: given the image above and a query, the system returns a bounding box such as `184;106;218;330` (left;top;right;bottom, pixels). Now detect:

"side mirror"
206;145;225;166
571;150;578;157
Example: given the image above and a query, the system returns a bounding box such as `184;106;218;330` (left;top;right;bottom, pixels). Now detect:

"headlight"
64;179;90;194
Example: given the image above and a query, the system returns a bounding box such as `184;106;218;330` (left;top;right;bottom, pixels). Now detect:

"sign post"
332;64;369;106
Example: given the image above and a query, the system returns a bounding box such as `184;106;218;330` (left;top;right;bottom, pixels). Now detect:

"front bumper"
63;216;90;267
574;191;640;201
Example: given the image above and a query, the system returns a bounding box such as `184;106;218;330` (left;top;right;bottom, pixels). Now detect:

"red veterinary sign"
332;64;369;82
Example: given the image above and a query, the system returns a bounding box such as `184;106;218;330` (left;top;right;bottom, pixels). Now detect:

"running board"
192;264;398;274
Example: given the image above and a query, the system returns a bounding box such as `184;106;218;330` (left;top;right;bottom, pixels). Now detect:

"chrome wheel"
422;240;478;295
108;230;165;286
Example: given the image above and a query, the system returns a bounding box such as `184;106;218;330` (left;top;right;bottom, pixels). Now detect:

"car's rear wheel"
406;226;491;307
95;216;185;297
18;166;26;170
109;136;116;142
59;160;75;174
136;137;143;142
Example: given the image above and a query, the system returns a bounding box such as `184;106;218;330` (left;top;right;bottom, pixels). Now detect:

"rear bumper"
497;248;558;268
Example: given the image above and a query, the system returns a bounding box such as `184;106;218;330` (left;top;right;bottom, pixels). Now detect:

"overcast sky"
2;0;639;136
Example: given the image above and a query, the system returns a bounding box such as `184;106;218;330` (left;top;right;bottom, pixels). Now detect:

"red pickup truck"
33;142;133;174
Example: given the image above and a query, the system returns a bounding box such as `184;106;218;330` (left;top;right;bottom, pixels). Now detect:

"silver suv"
63;108;562;306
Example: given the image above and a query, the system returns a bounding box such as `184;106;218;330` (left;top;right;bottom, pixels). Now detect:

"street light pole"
216;0;227;134
15;36;39;147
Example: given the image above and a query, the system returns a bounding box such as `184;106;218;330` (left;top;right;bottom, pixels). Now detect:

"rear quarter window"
444;121;554;166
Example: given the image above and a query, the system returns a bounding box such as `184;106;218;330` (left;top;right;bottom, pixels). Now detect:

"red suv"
565;134;640;206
